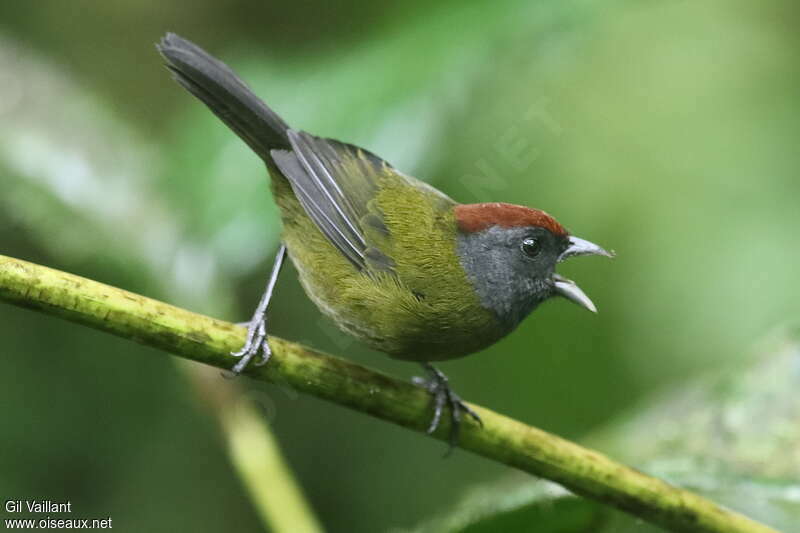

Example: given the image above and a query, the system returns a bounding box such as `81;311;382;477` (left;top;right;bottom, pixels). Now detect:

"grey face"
457;226;611;331
457;226;568;330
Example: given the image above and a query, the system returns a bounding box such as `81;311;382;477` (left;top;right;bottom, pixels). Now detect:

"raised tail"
157;33;290;160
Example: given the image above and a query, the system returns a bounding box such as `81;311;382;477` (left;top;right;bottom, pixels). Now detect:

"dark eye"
521;236;542;258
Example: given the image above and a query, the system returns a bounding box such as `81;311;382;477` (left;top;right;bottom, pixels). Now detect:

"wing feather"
288;131;366;248
271;149;366;269
271;129;397;275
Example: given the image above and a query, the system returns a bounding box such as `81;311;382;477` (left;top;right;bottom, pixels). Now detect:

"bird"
157;33;612;448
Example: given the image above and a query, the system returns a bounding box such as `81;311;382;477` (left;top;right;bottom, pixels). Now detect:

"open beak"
552;237;614;313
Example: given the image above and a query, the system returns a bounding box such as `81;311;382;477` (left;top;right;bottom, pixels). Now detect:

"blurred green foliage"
1;1;798;531
408;327;800;532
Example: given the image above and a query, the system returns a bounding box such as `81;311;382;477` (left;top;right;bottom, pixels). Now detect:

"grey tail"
157;33;290;159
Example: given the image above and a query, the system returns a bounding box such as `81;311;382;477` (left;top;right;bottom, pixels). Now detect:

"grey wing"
270;129;395;272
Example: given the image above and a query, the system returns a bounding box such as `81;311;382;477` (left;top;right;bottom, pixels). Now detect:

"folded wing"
271;130;396;273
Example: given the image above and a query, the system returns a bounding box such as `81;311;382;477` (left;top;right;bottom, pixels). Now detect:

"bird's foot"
413;364;482;455
228;318;272;375
226;245;286;377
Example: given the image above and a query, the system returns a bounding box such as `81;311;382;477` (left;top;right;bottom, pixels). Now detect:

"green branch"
0;254;779;533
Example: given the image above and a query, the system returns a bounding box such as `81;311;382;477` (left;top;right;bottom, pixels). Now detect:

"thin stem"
224;394;323;533
187;363;323;533
0;255;780;533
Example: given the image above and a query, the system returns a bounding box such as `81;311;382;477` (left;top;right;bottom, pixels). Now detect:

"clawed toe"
460;400;482;427
417;363;483;453
253;340;272;366
228;244;286;376
230;319;271;374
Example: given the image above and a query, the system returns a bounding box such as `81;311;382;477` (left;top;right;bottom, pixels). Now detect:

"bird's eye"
521;236;542;258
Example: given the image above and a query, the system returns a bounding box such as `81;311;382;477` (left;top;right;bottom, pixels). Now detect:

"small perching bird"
157;33;612;448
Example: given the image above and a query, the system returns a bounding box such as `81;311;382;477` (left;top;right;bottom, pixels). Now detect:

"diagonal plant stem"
0;254;781;533
187;362;323;533
219;385;323;533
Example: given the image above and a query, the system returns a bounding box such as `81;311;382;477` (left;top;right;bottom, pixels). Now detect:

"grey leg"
416;363;483;455
230;244;287;374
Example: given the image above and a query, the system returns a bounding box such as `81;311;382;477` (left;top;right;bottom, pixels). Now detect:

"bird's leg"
414;363;482;453
230;244;287;375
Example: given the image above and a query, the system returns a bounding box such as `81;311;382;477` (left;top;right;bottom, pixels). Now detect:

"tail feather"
157;33;290;159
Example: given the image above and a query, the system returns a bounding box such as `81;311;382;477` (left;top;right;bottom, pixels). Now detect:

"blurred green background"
1;0;798;531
